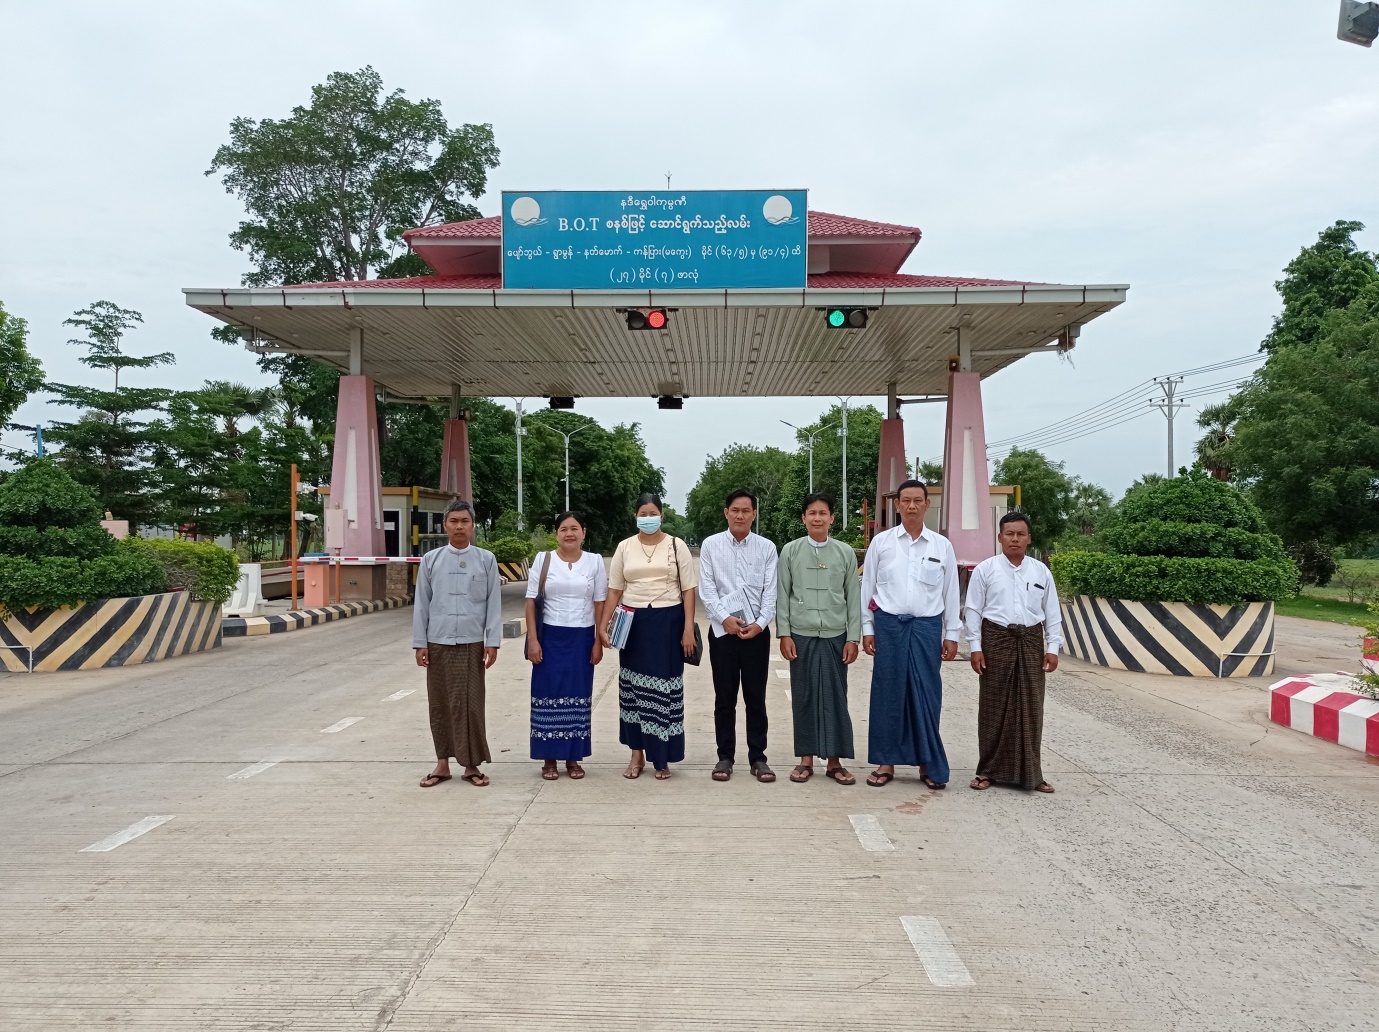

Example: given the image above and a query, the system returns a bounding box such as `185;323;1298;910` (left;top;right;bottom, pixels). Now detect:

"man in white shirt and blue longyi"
964;511;1063;794
697;490;779;783
860;480;960;789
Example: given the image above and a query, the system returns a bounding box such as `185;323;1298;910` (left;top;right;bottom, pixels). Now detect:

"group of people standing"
411;480;1063;795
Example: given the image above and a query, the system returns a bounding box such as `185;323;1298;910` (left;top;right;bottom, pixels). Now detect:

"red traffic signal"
627;309;669;331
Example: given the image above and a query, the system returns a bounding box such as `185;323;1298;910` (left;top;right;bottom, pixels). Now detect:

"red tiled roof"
287;272;1028;290
402;210;920;242
807;211;919;240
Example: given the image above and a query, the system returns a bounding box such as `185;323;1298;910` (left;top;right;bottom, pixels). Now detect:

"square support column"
874;417;907;534
326;375;386;557
938;371;995;566
440;416;473;500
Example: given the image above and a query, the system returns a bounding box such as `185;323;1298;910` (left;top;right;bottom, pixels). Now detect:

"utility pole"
1150;377;1186;477
289;463;299;612
511;398;526;531
836;397;852;529
534;419;595;512
781;419;837;492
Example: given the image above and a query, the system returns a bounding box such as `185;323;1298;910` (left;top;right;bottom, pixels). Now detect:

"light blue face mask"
636;515;662;534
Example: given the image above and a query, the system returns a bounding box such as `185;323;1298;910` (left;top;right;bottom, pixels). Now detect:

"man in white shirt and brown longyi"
964;511;1063;794
859;480;961;790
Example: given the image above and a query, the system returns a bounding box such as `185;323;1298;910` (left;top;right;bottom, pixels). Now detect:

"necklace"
638;540;657;562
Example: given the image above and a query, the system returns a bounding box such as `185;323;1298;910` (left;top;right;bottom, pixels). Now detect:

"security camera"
295;511;319;522
1339;1;1379;46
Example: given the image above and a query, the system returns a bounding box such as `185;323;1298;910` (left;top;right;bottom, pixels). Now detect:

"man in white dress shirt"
965;511;1063;793
860;480;960;789
697;490;779;783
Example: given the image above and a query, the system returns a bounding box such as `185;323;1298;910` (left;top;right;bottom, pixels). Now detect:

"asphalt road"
1;607;1375;1031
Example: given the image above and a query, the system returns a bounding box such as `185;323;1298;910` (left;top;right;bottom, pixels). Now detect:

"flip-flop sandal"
623;763;644;779
460;772;490;787
419;773;451;788
921;776;947;790
654;768;672;780
751;764;776;783
711;760;733;782
826;767;855;785
866;770;894;787
1036;782;1055;793
790;765;813;783
541;765;560;781
970;775;992;790
566;763;586;780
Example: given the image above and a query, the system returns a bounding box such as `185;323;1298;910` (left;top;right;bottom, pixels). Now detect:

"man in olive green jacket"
776;493;863;785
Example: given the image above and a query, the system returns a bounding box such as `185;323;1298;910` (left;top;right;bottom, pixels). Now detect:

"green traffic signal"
824;308;867;329
827;309;847;327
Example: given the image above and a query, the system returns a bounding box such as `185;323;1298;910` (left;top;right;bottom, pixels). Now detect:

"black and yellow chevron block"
1060;596;1275;678
0;592;222;673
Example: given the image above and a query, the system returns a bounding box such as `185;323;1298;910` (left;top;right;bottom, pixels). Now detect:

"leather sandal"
825;766;855;785
751;762;776;783
790;764;813;783
712;760;733;782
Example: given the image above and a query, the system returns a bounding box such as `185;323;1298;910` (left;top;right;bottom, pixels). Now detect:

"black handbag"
670;537;704;666
529;551;552;649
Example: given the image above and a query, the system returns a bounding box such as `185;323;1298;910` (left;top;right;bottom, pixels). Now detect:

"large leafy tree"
992;447;1077;549
759;403;883;544
1218;220;1379;549
207;66;499;285
45;302;173;527
687;444;796;545
1194;400;1238;481
1;301;45;435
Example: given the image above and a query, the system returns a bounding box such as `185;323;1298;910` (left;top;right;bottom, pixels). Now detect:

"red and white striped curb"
1269;673;1379;756
298;556;422;564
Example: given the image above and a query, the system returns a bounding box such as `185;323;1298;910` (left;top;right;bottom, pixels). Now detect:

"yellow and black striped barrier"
497;560;530;582
0;592;222;673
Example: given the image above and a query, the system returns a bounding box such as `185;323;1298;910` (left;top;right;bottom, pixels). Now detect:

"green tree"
687;444;795;545
917;459;944;485
1067;482;1113;537
381;402;445;488
45;302;173;528
0;301;45;433
1194;400;1239;481
991;447;1076;548
1263;220;1377;353
207;66;499;285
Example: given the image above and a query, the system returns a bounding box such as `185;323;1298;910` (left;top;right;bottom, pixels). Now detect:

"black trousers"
708;627;771;765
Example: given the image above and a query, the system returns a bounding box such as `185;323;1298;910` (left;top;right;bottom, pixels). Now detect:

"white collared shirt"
963;553;1064;654
860;523;961;640
526;550;609;628
697;529;779;637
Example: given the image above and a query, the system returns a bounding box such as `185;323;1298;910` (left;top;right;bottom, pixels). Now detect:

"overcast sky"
2;1;1375;510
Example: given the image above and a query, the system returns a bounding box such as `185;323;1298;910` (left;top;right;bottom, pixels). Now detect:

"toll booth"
315;485;453;601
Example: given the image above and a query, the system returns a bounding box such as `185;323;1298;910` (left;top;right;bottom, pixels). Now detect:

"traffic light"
1339;1;1379;46
824;307;868;329
627;309;669;331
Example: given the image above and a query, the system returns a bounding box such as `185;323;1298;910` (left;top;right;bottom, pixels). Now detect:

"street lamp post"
781;419;838;493
836;397;852;529
533;419;595;512
511;398;526;531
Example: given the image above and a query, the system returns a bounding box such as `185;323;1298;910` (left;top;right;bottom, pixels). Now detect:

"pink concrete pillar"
873;417;907;534
440;417;473;500
938;371;996;566
326;375;385;556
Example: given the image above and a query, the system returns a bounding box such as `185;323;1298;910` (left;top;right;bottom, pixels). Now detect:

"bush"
126;538;240;606
487;535;536;564
1288;541;1337;587
0;548;166;617
0;458;104;533
1114;469;1266;533
1049;551;1295;605
1101;520;1285;561
0;524;117;560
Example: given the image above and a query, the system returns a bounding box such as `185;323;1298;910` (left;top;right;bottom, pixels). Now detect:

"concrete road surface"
1;604;1376;1031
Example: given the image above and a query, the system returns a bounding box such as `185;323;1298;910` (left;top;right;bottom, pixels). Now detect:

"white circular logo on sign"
510;196;543;226
763;194;797;225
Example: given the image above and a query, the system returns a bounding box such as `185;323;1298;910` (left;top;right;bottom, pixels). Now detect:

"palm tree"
1195;401;1238;481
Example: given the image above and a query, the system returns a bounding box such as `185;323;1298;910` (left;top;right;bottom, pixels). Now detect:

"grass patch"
1309;559;1379;602
1275;594;1370;626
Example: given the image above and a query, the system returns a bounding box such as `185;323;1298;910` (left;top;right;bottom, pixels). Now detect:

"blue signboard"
501;189;807;290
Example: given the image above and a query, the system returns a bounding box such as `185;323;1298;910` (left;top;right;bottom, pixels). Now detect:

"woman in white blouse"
525;512;609;780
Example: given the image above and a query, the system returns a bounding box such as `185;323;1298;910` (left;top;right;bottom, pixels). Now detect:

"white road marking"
784;689;791;701
79;816;175;853
320;717;362;733
775;669;790;679
227;760;279;781
900;916;975;987
384;688;416;701
848;813;895;851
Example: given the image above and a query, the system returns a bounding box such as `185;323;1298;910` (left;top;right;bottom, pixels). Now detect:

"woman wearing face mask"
526;511;608;781
598;492;699;780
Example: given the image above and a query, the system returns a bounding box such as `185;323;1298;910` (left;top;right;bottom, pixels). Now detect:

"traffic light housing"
627;309;669;331
824;307;868;329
